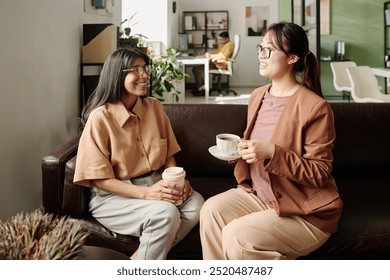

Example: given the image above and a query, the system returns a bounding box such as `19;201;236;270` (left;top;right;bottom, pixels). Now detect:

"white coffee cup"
162;167;186;206
216;133;240;156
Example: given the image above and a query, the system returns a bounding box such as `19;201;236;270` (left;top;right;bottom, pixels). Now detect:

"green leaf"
150;47;186;102
164;80;172;92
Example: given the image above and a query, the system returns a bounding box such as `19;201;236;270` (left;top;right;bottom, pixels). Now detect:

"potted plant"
150;48;188;103
119;12;148;48
0;208;89;260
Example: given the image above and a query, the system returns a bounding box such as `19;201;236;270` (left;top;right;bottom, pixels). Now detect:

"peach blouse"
74;97;180;187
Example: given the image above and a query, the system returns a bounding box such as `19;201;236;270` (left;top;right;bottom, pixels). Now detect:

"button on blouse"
249;90;291;207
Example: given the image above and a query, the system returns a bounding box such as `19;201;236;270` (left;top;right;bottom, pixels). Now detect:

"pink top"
249;90;291;207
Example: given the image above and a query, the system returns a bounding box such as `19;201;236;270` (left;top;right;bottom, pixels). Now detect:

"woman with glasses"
200;22;343;260
74;47;204;260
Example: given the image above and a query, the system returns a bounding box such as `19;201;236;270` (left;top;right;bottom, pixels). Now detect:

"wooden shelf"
182;10;229;54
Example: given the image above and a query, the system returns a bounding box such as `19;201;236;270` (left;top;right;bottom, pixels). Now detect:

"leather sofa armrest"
63;156;90;218
42;134;81;215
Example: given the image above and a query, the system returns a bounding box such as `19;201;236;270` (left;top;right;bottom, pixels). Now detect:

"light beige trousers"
200;188;330;260
90;175;204;260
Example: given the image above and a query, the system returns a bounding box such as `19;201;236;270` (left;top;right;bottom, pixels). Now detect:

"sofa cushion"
80;217;139;257
164;104;247;177
331;103;390;176
302;175;390;259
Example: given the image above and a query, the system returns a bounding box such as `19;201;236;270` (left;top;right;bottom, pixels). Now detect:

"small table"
178;57;210;100
371;67;390;78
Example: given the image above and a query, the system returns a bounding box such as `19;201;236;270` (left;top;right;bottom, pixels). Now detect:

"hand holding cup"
162;167;186;206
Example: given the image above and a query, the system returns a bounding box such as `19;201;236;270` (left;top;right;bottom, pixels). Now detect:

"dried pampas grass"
0;208;89;260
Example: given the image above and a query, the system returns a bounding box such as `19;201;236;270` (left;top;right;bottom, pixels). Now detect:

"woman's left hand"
182;180;193;202
238;140;275;164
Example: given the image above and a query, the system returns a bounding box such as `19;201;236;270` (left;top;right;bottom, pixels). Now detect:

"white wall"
0;0;121;220
122;0;180;52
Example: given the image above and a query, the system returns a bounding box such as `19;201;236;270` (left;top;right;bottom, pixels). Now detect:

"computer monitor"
178;33;188;52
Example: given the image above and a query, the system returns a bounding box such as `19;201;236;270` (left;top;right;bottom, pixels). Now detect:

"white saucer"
208;145;241;161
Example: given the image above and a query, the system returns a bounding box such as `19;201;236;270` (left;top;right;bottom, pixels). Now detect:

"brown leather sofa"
42;103;390;259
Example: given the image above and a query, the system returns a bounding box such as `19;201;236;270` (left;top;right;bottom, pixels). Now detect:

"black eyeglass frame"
122;65;152;76
256;44;274;59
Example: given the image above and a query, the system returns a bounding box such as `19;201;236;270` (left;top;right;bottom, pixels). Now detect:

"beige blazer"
234;85;343;233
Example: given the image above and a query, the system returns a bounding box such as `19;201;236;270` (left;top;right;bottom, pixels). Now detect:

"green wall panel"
320;0;386;97
279;0;292;21
279;0;386;98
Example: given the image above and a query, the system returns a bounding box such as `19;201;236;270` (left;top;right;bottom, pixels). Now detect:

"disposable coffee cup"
216;133;240;156
162;167;186;206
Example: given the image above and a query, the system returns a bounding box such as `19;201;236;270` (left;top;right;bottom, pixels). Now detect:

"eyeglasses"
256;44;274;59
122;65;151;76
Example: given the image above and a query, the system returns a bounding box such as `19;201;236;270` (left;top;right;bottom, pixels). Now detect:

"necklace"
270;83;301;97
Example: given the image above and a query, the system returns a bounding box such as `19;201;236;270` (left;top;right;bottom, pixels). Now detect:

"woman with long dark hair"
74;47;204;260
200;22;342;260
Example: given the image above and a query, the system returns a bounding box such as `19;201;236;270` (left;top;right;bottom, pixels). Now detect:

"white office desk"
371;67;390;78
178;57;210;100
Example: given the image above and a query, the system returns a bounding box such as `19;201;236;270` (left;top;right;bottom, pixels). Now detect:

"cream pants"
200;188;330;260
89;175;204;260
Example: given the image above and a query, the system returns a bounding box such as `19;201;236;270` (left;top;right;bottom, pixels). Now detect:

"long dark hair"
81;47;150;125
265;22;322;97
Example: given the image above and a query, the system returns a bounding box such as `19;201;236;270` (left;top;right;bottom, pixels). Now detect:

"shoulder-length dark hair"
265;22;322;97
81;47;150;125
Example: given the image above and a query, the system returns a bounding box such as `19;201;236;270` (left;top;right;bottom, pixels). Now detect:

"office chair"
209;34;240;96
330;61;357;102
346;66;390;102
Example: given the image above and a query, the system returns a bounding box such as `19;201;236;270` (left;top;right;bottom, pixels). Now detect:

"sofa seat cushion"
77;245;130;260
188;176;237;200
76;217;138;257
301;175;390;259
